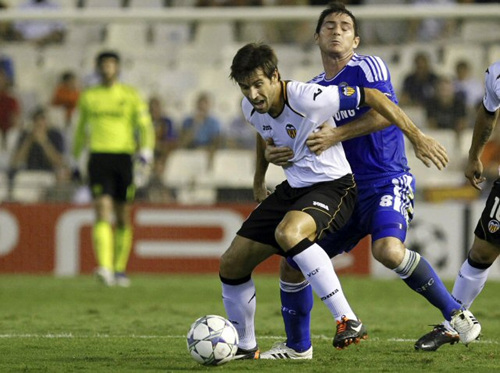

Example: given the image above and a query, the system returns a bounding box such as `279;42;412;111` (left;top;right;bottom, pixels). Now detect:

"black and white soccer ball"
186;315;239;366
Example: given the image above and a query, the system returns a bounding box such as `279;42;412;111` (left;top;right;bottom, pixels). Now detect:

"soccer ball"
186;315;239;366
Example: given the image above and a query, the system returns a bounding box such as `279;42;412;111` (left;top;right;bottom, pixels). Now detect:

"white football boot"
260;342;312;360
450;309;481;345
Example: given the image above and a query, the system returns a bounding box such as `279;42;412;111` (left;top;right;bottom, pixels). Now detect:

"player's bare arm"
254;133;271;202
465;105;500;190
306;110;390;155
363;87;449;170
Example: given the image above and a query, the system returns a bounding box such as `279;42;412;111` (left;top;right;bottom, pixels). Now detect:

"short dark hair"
229;43;278;83
96;50;120;66
315;1;359;37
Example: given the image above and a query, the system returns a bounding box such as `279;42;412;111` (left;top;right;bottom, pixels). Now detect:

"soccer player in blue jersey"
415;60;500;351
259;2;481;359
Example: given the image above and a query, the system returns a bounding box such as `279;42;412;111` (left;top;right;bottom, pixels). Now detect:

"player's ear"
353;36;360;50
272;69;280;82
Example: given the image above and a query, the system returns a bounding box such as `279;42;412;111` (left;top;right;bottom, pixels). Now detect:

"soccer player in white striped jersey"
260;2;480;359
415;61;500;351
220;41;451;360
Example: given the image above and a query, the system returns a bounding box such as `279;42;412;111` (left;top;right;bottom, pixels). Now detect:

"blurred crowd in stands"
0;0;498;204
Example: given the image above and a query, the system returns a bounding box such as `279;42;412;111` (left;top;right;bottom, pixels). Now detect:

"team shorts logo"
488;219;500;233
286;124;297;138
313;201;329;211
341;86;356;97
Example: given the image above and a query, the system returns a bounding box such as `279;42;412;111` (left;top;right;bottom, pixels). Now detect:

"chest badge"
286;124;297;139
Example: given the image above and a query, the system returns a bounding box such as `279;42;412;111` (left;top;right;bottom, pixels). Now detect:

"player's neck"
322;50;354;80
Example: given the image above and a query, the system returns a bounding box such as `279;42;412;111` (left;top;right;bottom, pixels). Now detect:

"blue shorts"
288;172;415;267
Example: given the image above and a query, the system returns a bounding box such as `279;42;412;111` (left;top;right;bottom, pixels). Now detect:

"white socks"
292;242;357;321
221;278;257;350
452;259;490;310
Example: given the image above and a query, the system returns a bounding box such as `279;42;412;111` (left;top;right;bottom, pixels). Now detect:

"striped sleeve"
357;55;389;83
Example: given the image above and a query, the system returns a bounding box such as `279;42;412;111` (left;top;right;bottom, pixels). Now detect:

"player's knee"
372;239;405;269
275;221;309;251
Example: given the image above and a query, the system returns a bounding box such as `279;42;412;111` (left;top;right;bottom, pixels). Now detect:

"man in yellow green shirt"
72;50;155;287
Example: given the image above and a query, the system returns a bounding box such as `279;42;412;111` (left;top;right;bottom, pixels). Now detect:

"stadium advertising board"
0;203;370;276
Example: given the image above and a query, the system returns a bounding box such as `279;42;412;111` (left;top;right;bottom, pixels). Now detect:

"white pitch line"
0;334;497;344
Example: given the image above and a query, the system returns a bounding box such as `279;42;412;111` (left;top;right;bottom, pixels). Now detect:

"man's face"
237;68;280;115
98;57;119;82
315;12;359;56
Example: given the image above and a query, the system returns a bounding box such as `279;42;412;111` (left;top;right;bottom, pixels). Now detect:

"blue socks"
395;249;460;321
280;280;313;352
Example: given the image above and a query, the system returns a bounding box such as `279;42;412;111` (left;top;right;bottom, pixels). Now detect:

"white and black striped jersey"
242;80;362;188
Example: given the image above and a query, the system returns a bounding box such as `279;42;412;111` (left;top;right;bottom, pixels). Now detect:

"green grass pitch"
0;274;498;372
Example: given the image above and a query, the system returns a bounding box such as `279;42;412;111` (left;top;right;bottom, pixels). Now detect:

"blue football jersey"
309;53;409;181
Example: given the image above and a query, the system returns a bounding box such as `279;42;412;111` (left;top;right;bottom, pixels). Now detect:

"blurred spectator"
360;0;408;45
13;0;66;47
400;52;439;107
179;91;222;167
225;108;255;150
425;75;467;142
149;95;178;182
51;71;81;127
0;54;15;86
0;1;17;42
0;67;21;152
10;106;67;181
453;59;483;118
407;0;457;42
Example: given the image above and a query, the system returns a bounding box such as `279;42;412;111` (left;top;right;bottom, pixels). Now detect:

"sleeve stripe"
359;55;389;83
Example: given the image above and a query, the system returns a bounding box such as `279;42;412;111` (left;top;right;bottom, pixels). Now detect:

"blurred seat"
163;149;210;189
51;0;79;8
488;45;500;66
461;20;500;44
151;23;191;47
400;105;427;129
441;44;485;80
128;0;164;7
42;45;83;71
64;23;106;46
82;0;123;8
406;128;466;191
11;170;56;203
103;22;151;51
163;149;216;204
204;149;254;189
176;22;234;69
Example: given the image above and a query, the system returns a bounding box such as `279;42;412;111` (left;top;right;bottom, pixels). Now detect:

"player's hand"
410;133;449;170
306;123;340;155
465;158;486;190
137;148;153;166
265;138;293;166
134;149;153;188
